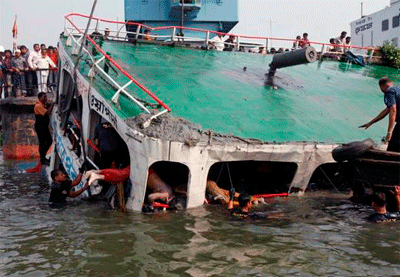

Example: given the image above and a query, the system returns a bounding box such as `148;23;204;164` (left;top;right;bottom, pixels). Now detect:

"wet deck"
65;39;400;144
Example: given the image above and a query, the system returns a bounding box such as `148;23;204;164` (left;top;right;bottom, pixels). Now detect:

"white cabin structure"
350;0;400;47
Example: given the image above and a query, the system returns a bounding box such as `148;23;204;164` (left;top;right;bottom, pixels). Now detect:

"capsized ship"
52;12;398;212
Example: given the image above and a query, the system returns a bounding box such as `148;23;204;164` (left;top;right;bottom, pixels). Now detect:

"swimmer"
49;165;88;206
367;192;400;223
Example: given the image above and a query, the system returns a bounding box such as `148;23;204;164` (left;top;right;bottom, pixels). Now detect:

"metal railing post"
135;25;141;39
172;27;176;42
266;38;269;52
206;31;210;49
236;36;240;51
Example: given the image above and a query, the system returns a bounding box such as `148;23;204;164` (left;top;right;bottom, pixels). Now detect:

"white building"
350;0;400;47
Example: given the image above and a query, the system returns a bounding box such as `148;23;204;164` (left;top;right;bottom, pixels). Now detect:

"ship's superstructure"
125;0;238;38
350;0;400;47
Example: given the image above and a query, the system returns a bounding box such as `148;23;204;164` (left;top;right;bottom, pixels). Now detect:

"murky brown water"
1;156;400;276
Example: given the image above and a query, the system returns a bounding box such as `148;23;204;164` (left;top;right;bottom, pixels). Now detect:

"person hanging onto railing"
298;33;310;48
344;37;352;52
292;35;302;50
224;35;236;52
34;49;56;93
143;29;153;41
11;49;29;97
34;92;54;166
208;32;224;51
2;50;14;98
49;165;88;208
359;77;400;153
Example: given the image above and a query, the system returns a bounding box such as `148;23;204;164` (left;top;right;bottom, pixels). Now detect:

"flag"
12;16;18;38
12;15;18;54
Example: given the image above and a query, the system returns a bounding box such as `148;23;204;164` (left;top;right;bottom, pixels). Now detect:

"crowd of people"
0;43;58;98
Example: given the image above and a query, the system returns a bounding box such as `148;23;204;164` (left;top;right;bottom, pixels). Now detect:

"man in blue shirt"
360;77;400;152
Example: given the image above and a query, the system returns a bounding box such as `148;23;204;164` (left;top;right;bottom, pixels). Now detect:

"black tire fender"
332;138;375;162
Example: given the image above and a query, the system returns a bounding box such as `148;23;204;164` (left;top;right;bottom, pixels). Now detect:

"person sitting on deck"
49;166;88;207
367;192;399;223
143;29;153;41
359;77;400;153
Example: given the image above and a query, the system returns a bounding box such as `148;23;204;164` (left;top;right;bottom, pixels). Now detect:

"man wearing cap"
11;49;29;97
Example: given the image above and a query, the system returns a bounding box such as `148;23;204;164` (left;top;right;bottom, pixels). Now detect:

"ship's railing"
64;13;378;59
1;68;58;99
64;14;171;123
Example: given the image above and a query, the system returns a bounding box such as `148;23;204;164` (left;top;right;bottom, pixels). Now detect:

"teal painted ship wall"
125;0;238;33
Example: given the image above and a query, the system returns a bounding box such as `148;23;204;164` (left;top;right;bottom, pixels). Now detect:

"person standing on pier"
360;77;400;153
34;92;53;165
27;44;41;96
34;49;56;93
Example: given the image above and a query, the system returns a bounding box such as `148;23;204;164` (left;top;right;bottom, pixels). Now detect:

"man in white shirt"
209;33;225;51
34;49;56;93
27;44;41;95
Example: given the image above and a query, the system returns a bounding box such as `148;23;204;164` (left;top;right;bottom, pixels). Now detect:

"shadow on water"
1;153;400;276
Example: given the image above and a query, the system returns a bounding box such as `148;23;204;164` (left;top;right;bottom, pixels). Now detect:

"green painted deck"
69;40;400;144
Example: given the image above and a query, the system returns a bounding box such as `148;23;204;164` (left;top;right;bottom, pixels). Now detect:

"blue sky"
0;0;390;50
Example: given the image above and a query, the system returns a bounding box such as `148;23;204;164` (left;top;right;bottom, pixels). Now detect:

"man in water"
34;92;53;165
367;192;399;223
228;189;268;220
49;166;89;206
360;77;400;152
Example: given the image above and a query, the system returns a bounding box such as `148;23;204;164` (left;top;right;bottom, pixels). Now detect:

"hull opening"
206;161;297;200
144;161;189;209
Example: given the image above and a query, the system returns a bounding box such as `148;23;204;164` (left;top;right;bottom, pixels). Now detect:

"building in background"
350;0;400;47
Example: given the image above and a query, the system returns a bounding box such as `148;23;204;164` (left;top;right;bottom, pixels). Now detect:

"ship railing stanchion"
88;56;105;78
172;27;176;42
92;62;151;113
111;80;133;108
135;25;141;40
206;31;210;50
265;38;269;53
236;36;240;51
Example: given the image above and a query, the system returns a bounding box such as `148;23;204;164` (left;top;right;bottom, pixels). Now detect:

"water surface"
1;157;400;276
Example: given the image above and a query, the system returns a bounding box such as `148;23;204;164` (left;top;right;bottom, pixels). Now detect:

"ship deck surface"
65;39;399;144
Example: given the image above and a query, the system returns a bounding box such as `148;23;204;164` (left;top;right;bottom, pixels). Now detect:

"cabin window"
393;15;400;28
382;19;389;31
206;161;297;200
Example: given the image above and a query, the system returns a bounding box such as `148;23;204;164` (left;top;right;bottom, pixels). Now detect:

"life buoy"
332;138;374;162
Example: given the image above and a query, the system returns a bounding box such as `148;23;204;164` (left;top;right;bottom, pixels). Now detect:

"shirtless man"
147;167;173;204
